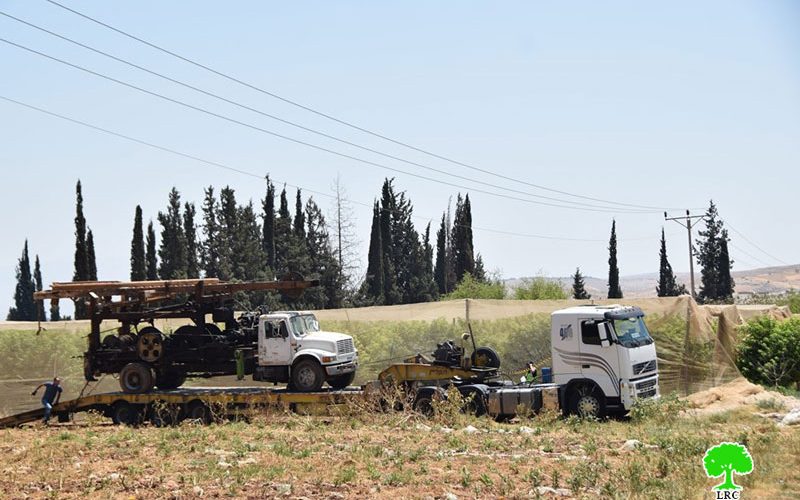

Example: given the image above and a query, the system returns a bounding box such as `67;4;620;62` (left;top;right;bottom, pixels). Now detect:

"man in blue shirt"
31;377;62;424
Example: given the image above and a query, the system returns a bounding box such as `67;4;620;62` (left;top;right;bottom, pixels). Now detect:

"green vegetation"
695;200;734;303
442;273;505;300
736;316;800;388
741;290;800;314
513;276;567;300
607;219;623;299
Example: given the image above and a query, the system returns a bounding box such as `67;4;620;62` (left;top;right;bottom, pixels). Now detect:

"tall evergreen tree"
86;229;98;281
130;205;146;281
362;202;385;304
200;187;221;278
157;188;188;279
274;187;293;276
305;198;343;308
262;178;276;270
293;189;306;240
451;194;475;283
49;299;61;322
378;180;401;304
695;200;734;303
717;229;735;302
145;221;158;280
656;228;686;297
422;222;437;300
572;267;591;300
473;253;487;282
34;254;45;321
607;219;623;299
184;202;199;278
433;213;451;294
72;180;89;318
215;187;238;280
7;240;36;321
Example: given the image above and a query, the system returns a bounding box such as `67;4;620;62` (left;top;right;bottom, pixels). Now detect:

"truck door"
259;320;292;366
578;320;620;399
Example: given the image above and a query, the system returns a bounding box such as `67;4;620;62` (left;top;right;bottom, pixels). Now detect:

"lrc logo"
559;324;573;341
703;442;753;497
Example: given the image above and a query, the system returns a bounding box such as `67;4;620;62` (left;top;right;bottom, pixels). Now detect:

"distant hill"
506;264;800;299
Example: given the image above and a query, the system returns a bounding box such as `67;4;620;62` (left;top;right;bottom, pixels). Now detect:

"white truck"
413;304;660;419
253;311;358;392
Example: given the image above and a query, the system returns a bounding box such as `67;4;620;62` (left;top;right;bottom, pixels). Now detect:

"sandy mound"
685;377;800;415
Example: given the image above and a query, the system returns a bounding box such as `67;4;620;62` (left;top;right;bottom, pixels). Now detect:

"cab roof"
551;304;644;319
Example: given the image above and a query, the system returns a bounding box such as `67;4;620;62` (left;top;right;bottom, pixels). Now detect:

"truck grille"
633;359;657;375
636;378;658;397
337;339;355;354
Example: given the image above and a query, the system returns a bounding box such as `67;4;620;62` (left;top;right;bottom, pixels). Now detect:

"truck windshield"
289;314;320;336
611;317;654;348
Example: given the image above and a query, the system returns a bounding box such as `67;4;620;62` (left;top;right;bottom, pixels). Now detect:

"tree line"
8;181;737;321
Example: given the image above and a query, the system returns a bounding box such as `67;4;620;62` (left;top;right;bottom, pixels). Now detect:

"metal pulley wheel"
137;329;164;362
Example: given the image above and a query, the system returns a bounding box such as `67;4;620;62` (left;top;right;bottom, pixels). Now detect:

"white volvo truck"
253;311;358;391
413;304;660;419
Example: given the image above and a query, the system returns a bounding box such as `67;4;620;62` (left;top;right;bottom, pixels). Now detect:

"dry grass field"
1;394;798;499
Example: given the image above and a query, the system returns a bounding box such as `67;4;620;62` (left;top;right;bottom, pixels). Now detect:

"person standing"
31;377;62;424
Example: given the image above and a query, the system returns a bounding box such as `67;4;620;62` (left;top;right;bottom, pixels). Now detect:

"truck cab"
253;311;358;391
550;304;659;417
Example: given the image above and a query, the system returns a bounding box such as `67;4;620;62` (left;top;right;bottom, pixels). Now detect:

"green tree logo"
703;442;754;491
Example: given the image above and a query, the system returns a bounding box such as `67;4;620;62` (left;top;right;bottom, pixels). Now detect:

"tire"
149;401;183;427
111;400;140;425
291;359;325;392
471;346;501;369
570;385;605;419
186;400;212;424
119;362;154;394
327;372;355;390
155;369;187;390
461;388;488;417
412;388;444;417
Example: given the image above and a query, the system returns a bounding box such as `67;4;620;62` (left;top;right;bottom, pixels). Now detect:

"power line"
728;242;773;269
42;0;688;212
0;10;657;214
725;223;789;266
0;36;659;216
1;94;658;244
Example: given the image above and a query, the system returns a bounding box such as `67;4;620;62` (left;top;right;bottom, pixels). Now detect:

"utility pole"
665;210;704;298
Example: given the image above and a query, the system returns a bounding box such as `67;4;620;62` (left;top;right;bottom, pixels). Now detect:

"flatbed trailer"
0;386;366;428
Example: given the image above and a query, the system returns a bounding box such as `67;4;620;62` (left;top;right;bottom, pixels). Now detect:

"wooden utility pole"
665;210;704;298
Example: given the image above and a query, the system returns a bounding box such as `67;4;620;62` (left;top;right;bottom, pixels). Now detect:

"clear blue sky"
1;1;798;315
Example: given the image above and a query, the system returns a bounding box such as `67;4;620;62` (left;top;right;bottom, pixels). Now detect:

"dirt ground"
686;377;800;415
1;396;799;500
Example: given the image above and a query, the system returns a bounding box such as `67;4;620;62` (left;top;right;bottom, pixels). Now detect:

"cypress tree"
717;229;735;302
378;180;400;304
293;189;305;240
362;201;385;304
274;187;293;276
86;229;98;281
184;202;199;278
305;198;343;308
422;222;437;299
34;254;45;321
49;299;61;322
451;193;475;283
200;187;221;278
73;180;88;318
607;219;623;299
215;187;238;280
157;188;188;279
572;267;591;300
145;221;158;280
130;205;146;281
473;253;487;282
7;240;36;321
656;228;686;297
433;213;450;294
262;178;276;269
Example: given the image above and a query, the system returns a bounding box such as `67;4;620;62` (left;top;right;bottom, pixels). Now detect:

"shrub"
736;316;800;388
740;290;800;314
442;273;505;300
513;276;567;300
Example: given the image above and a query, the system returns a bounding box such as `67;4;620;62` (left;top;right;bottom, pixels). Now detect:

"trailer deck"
0;386;366;428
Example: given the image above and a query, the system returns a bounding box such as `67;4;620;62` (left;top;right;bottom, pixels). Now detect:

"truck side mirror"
598;323;611;348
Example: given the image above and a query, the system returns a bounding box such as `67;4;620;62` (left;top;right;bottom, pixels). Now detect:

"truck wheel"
291;359;325;392
327;372;355;390
155;369;187;390
111;400;140;425
570;386;605;419
119;362;154;394
412;388;444;417
186;400;212;424
137;328;164;363
471;346;501;369
460;388;488;417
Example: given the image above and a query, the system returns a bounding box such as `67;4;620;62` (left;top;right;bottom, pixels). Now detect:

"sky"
1;1;798;316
